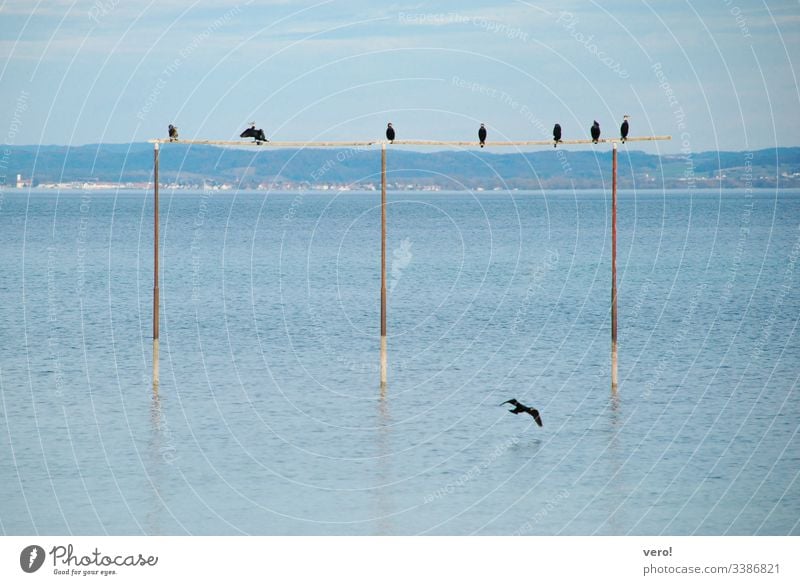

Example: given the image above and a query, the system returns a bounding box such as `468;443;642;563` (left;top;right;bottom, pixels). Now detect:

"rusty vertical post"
380;142;387;388
153;142;160;387
611;142;618;392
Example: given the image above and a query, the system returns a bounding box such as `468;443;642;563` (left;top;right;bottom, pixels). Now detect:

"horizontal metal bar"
148;139;378;147
390;136;672;146
148;135;671;147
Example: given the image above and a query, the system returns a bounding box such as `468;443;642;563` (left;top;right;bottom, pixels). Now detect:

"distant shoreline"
9;185;799;194
3;144;799;191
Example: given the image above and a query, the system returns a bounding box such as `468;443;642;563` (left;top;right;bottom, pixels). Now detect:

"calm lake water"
0;187;798;535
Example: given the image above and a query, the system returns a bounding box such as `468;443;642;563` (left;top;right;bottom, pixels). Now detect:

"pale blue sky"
1;0;797;152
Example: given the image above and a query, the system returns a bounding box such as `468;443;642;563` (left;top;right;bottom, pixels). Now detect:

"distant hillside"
3;143;799;189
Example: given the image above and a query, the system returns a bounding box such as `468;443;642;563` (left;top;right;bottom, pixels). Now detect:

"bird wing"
530;409;543;427
500;399;519;406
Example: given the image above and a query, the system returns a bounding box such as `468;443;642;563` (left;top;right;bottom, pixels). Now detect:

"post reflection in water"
605;390;626;534
146;385;180;535
374;385;393;535
146;387;164;535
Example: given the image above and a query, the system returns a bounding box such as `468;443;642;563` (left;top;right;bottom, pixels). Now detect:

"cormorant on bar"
553;123;562;147
478;123;487;147
591;120;601;143
620;115;630;143
240;123;268;143
386;123;395;143
500;399;543;427
168;124;178;142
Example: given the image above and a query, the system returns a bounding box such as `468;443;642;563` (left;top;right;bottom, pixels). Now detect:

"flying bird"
386;123;395;143
553;123;562;147
500;399;543;427
168;124;178;142
620;115;630;143
240;122;268;143
590;120;601;144
478;123;487;147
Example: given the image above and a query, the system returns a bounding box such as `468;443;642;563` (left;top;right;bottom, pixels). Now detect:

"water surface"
0;188;797;535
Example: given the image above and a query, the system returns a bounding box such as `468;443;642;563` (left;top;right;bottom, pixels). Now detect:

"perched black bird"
386;123;395;143
590;120;601;144
620;115;630;143
553;123;562;147
168;124;179;142
240;123;268;143
478;123;487;147
500;399;543;427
